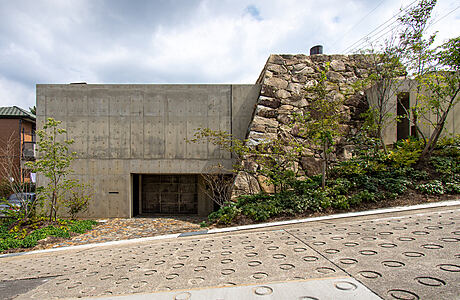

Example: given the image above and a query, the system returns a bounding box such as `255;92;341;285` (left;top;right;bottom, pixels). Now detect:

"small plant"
63;183;92;220
332;195;350;210
207;202;241;225
381;178;409;195
388;138;423;168
430;156;458;176
445;182;460;194
416;180;445;195
410;169;429;181
0;219;97;252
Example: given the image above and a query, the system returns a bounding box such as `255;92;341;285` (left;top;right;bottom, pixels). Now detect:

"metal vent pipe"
310;45;323;55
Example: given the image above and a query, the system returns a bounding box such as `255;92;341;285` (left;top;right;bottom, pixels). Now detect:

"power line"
330;0;386;50
341;0;419;53
428;5;460;29
347;19;401;53
347;3;460;53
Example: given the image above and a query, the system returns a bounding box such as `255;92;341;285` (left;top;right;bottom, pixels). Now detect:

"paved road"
1;205;459;299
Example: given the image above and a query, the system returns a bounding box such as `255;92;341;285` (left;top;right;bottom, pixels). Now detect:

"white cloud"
0;76;35;109
0;0;458;109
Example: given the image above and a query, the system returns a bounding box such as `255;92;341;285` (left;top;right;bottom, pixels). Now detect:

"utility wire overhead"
330;0;385;50
347;3;460;53
342;0;419;53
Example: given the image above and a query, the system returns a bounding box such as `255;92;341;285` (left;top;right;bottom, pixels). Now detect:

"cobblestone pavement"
45;216;205;249
1;205;459;299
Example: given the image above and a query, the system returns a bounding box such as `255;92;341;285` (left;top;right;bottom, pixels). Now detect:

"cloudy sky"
1;0;459;110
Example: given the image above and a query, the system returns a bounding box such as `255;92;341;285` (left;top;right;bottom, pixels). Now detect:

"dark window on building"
397;92;410;140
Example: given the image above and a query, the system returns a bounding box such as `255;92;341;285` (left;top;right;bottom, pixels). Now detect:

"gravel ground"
29;216;206;251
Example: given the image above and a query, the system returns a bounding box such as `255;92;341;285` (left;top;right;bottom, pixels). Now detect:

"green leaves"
26;118;81;221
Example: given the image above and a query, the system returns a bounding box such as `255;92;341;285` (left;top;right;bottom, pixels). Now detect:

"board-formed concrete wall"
36;84;261;218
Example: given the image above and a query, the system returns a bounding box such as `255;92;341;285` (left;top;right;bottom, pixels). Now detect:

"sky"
0;0;459;110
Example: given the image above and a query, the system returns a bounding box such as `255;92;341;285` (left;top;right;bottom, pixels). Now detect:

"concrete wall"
36;84;261;218
366;79;460;145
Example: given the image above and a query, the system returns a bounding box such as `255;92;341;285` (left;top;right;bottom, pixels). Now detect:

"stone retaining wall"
233;54;372;196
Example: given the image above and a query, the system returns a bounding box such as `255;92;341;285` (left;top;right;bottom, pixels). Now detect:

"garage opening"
141;174;198;214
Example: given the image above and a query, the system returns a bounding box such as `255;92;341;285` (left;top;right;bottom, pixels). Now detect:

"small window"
397;92;410;140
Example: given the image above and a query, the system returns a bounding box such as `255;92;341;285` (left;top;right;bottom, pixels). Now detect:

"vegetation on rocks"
204;135;459;226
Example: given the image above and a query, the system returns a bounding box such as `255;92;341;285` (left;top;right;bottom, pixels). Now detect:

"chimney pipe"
310;45;323;55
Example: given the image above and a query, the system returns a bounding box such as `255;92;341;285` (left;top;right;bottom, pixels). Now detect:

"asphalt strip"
1;199;459;259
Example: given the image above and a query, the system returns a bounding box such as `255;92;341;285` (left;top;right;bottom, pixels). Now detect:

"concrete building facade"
36;54;459;219
36;84;260;217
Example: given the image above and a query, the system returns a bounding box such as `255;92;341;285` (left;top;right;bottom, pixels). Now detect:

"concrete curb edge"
1;199;459;259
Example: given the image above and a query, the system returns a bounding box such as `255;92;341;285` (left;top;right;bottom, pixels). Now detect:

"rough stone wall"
233;54;371;196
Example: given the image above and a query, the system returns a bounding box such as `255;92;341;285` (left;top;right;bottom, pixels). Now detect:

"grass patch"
0;218;97;252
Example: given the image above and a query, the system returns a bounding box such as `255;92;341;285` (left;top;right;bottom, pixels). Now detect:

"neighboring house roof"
0;106;36;122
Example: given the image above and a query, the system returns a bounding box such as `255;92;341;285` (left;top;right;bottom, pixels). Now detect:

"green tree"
188;127;301;195
354;47;406;154
292;63;345;189
26;118;77;222
397;0;438;145
356;0;437;152
418;37;460;159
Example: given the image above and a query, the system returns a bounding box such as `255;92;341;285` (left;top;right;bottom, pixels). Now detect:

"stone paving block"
10;229;347;299
287;208;460;300
1;206;459;299
80;277;382;300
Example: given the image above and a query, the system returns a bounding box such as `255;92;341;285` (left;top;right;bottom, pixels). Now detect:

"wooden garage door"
142;175;198;214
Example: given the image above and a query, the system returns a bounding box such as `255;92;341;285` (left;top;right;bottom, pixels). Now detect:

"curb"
1;199;459;259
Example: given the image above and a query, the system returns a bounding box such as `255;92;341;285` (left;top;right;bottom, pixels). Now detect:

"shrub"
381;178;409;194
0;219;97;252
430;156;458;175
63;183;92;220
410;169;430;181
332;195;350;210
332;159;367;177
350;190;376;205
329;178;352;195
351;175;379;193
0;179;13;199
241;202;278;221
388;138;422;168
416;180;445;195
445;182;460;194
208;202;241;225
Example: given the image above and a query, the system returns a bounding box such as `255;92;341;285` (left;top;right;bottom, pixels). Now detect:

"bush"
0;179;13;199
434;135;460;157
351;175;379;193
380;178;410;194
388;138;422;168
208;202;241;225
350;190;376;205
63;183;92;220
329;178;352;195
416;180;445;195
410;169;429;181
430;156;458;176
445;182;460;194
0;219;97;252
332;195;350;210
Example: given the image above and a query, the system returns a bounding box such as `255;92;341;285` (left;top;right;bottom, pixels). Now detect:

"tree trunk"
321;141;327;189
420;91;458;160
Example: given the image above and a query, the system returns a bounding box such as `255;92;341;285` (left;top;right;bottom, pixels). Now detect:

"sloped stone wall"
232;54;371;196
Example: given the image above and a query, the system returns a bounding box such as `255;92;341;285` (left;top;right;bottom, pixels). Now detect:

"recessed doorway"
141;174;198;214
